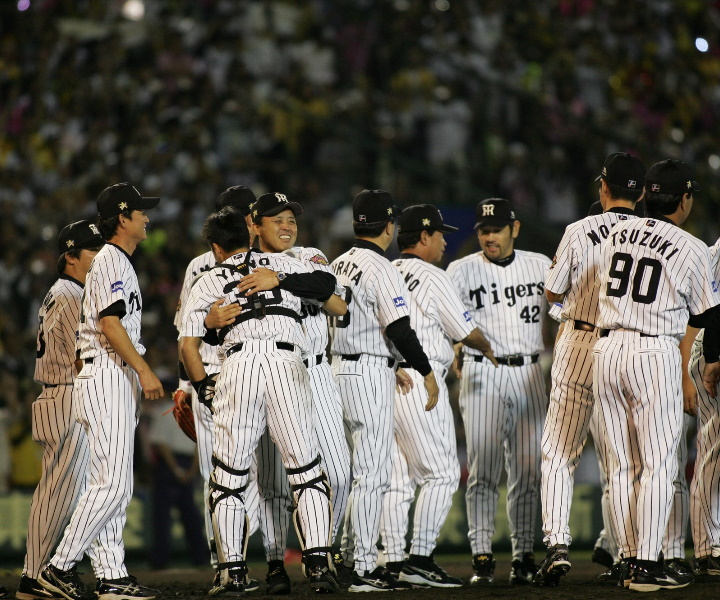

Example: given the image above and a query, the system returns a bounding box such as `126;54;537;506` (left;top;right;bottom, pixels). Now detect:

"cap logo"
687;180;692;189
253;209;258;218
118;202;128;210
274;193;288;203
89;224;100;235
422;218;431;226
482;205;495;216
651;184;660;192
387;207;393;215
602;167;607;176
66;240;75;248
628;180;636;188
358;215;367;222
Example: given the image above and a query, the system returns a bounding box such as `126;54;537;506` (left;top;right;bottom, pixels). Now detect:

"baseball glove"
170;388;197;442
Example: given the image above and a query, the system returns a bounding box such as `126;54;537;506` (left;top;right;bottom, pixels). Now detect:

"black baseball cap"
250;192;304;223
352;189;401;223
58;220;105;253
645;159;700;195
474;198;516;230
595;152;646;191
398;204;458;233
97;182;159;219
215;185;257;215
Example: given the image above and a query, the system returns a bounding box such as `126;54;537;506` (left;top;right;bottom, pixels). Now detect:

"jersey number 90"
606;252;662;304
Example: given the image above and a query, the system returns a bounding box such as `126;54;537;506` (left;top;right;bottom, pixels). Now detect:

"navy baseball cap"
352;189;401;223
645;159;700;195
97;182;159;219
474;198;516;230
595;152;646;191
250;192;304;223
215;185;257;215
58;220;105;253
398;204;458;233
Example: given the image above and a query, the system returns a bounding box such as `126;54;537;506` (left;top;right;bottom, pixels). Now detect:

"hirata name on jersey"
470;280;545;309
332;259;362;284
610;220;681;260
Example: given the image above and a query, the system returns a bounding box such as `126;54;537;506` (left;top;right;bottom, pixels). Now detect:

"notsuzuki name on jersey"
111;280;124;293
393;296;406;308
610;225;680;260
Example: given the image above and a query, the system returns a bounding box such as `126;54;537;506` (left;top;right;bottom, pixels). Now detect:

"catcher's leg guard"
286;456;334;576
209;455;250;584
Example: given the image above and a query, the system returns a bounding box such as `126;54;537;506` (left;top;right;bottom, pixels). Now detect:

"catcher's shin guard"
286;456;334;576
209;455;250;582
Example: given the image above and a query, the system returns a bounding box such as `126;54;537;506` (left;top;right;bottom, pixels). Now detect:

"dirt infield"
1;552;716;599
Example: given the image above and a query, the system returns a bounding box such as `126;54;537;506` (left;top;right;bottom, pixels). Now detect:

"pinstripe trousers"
460;360;546;559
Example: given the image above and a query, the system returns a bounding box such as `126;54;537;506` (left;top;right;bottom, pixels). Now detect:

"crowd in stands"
1;0;719;489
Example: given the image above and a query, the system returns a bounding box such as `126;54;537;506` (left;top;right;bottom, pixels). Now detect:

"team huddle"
14;152;720;598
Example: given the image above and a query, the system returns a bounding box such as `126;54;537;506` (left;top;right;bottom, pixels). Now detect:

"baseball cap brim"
438;223;459;232
473;218;514;230
255;201;304;221
137;197;160;209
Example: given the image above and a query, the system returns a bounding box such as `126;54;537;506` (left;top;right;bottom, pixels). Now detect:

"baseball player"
174;186;261;592
687;237;720;579
379;204;498;588
447;198;550;585
535;153;645;587
17;221;104;600
329;189;439;592
180;207;339;595
246;192;351;592
593;159;720;591
39;183;164;600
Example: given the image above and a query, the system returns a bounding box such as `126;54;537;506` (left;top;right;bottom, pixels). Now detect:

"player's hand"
140;370;164;400
237;268;280;295
452;344;463;379
205;299;241;328
682;373;698;416
702;361;720;398
395;368;413;395
423;371;439;411
482;348;499;368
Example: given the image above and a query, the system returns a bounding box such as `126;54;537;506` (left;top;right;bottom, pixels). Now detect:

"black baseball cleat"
384;561;404;580
265;561;291;595
694;554;720;581
399;554;463;588
331;554;353;591
629;559;693;592
509;552;538;585
591;547;614;569
469;553;495;585
349;566;409;592
596;561;623;585
38;565;85;600
305;557;339;594
208;569;246;597
95;576;159;600
16;576;62;600
533;545;571;587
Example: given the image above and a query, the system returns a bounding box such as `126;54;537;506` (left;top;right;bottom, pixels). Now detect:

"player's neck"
108;234;138;256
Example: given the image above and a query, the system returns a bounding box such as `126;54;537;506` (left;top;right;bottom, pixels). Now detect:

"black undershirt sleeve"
99;299;126;320
691;304;720;362
280;271;336;302
385;316;432;376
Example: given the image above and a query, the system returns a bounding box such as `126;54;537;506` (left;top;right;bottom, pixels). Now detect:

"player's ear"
511;220;521;239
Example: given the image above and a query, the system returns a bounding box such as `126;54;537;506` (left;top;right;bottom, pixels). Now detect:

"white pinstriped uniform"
593;218;720;562
380;255;473;562
689;237;720;560
541;210;636;549
23;276;95;580
329;244;411;573
174;251;260;561
50;243;145;580
254;246;351;561
447;250;550;559
182;250;331;570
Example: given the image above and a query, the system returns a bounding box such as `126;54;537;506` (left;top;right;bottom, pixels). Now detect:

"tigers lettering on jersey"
468;281;545;308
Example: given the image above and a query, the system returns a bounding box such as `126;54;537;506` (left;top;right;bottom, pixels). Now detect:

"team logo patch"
393;296;406;308
309;253;328;265
111;280;124;293
463;310;471;322
713;280;719;294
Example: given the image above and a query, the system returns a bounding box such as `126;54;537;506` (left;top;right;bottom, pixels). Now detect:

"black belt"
43;384;58;388
599;330;657;338
303;353;324;368
474;353;539;367
226;341;295;358
84;356;127;367
573;320;596;332
341;354;397;369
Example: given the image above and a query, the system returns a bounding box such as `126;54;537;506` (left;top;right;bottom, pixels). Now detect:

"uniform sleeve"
92;253;129;315
180;273;219;338
174;260;196;332
372;263;411;328
686;245;720;317
446;261;471;310
433;270;474;341
545;226;574;295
